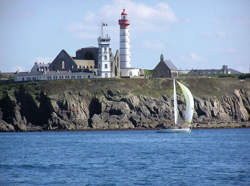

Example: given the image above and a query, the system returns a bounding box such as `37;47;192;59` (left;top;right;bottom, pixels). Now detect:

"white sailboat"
157;79;194;133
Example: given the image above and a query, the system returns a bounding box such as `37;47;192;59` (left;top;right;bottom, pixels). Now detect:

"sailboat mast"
173;78;178;125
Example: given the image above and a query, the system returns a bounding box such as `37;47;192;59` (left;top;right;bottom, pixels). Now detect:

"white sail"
177;81;194;124
173;79;178;125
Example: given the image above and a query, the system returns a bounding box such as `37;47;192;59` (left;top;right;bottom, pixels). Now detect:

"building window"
62;61;65;70
105;73;108;78
104;55;107;60
105;64;108;69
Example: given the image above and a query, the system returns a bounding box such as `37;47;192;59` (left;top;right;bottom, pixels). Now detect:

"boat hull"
157;128;191;133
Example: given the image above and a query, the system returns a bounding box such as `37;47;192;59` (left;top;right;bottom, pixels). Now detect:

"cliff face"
0;78;249;132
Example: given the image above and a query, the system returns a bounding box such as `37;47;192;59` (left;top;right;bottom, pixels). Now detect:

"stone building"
31;62;50;72
49;49;97;74
49;46;120;77
152;54;178;78
75;47;99;68
15;71;95;82
188;65;241;76
111;50;120;77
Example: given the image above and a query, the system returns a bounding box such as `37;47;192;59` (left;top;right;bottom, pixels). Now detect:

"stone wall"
111;50;120;77
75;47;99;68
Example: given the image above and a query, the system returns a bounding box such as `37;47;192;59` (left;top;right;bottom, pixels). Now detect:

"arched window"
62;61;65;70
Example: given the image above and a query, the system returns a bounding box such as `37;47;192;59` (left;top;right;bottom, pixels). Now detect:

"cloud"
202;31;231;39
216;48;237;54
216;17;250;26
178;53;207;70
11;66;23;72
190;53;206;62
67;0;177;40
143;40;167;51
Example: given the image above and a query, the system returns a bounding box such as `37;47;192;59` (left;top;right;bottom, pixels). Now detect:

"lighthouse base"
120;68;140;77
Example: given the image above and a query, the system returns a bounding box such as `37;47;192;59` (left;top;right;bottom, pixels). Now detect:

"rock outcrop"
0;79;249;132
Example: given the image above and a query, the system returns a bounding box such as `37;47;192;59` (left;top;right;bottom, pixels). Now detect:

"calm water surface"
0;129;250;186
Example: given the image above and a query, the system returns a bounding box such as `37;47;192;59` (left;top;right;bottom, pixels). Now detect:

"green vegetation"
0;77;249;101
239;73;250;79
0;73;14;81
144;69;152;78
216;73;250;80
217;74;239;78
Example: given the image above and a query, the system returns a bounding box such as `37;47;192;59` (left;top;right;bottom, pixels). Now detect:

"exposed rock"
0;83;249;132
90;114;107;129
0;119;15;132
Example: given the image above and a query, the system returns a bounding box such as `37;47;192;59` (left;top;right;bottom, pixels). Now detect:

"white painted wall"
120;68;140;77
120;28;131;69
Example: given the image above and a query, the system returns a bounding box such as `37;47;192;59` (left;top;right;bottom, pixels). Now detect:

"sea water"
0;129;249;186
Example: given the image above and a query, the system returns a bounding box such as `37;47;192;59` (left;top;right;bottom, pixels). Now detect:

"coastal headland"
0;77;249;132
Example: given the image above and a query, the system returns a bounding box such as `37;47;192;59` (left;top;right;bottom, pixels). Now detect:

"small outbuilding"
152;54;178;78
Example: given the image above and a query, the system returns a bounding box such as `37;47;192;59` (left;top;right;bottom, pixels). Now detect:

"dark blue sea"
0;129;250;186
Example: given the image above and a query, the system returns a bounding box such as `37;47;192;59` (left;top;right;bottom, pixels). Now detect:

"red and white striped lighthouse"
118;9;131;69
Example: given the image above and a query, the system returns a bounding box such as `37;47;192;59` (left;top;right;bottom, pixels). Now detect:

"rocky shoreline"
0;78;249;132
1;122;249;132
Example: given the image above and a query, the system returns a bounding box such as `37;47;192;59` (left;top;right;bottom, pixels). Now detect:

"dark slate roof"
164;60;177;70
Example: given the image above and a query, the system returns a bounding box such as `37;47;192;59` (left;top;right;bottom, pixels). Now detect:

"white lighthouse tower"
98;23;112;78
119;9;131;69
118;9;140;77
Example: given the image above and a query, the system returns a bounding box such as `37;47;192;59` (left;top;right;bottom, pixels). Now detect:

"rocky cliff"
0;78;249;132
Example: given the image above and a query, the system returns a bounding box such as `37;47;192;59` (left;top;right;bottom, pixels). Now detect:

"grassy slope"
0;77;249;101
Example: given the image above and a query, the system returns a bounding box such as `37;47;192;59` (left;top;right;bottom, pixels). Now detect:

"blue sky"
0;0;250;72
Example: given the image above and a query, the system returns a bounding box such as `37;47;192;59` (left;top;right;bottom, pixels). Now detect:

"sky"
0;0;250;73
